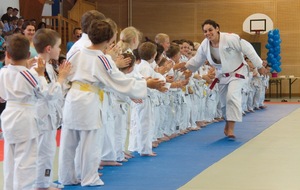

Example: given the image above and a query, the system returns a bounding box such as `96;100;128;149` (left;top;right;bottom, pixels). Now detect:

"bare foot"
35;188;61;190
169;133;178;139
224;123;229;136
100;161;122;166
141;152;157;157
152;141;159;148
158;136;170;142
124;151;134;159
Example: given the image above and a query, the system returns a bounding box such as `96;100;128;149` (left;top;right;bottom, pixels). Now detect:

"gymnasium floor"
1;99;300;189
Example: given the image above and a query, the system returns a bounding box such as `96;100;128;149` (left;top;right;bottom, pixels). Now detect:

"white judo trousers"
58;128;103;186
4;138;38;190
218;74;247;122
136;97;154;155
101;92;117;162
112;101;129;161
35;130;57;188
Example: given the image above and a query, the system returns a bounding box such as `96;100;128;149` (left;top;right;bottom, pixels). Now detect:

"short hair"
33;28;61;53
7;7;13;11
155;33;169;44
172;40;182;45
73;27;81;34
155;43;164;62
37;22;47;30
119;52;136;72
87;20;114;45
132;49;140;61
166;44;180;58
6;34;30;61
138;42;157;61
104;18;117;34
13;8;19;12
81;10;106;33
11;16;18;21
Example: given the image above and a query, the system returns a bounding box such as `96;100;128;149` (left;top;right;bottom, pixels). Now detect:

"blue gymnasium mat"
60;104;300;190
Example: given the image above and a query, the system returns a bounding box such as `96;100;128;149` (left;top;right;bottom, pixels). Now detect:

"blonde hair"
104;18;117;34
118;26;142;53
155;33;169;44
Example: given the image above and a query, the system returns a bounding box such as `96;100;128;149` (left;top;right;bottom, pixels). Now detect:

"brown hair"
166;44;180;58
33;28;61;53
88;20;114;45
6;34;29;61
119;52;136;72
138;42;157;61
81;10;106;33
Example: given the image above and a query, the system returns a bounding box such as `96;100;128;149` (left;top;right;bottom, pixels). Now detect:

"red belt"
209;63;244;90
223;63;245;78
209;78;219;90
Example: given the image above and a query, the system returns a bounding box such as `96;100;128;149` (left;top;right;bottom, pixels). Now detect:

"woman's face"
23;25;35;41
202;24;219;42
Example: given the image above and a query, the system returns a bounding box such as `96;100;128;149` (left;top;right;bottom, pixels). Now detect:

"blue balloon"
276;67;282;73
273;29;279;35
268;38;274;45
273;34;280;40
268;30;274;35
268;53;274;59
265;43;271;49
276;55;281;61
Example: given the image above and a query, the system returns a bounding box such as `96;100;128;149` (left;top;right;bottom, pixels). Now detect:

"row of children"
0;10;269;189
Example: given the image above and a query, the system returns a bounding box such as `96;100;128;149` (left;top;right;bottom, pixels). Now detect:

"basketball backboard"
243;13;273;35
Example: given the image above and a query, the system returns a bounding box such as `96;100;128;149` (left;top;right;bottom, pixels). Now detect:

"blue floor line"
60;104;300;190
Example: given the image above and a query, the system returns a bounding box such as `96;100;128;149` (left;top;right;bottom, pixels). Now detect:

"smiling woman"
184;19;267;140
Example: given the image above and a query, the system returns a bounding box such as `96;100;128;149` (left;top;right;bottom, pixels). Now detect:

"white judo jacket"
187;32;263;75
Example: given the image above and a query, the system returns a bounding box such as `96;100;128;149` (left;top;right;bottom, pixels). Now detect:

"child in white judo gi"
0;34;47;190
32;28;71;190
58;19;148;186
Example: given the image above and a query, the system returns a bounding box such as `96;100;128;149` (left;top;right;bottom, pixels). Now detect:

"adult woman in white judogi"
185;19;266;139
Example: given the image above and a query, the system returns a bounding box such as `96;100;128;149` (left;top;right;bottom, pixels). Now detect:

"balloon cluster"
265;29;282;73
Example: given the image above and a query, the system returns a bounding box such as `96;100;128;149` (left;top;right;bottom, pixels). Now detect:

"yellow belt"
72;81;104;102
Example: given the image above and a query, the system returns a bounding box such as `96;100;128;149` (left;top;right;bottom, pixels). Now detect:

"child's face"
181;42;190;56
172;52;181;63
49;39;61;60
161;38;170;52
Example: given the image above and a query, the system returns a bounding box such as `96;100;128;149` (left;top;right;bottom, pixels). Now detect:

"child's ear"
45;45;51;53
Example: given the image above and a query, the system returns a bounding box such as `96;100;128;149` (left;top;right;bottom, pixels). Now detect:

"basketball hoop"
254;30;261;35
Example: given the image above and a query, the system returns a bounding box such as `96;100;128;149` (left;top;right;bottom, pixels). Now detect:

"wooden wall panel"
19;0;45;22
92;0;300;96
96;0;128;29
132;1;196;41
